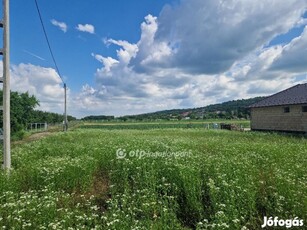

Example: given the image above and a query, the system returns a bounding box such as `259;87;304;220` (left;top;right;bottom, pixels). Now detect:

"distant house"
249;83;307;133
181;111;191;117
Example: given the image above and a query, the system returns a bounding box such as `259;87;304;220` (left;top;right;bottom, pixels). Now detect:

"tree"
0;90;76;136
0;91;39;134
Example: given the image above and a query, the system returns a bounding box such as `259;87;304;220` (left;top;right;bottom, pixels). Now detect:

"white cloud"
9;0;306;118
295;17;307;27
76;24;95;34
51;19;68;33
91;53;119;72
79;0;307;116
270;26;307;73
131;15;173;72
105;39;138;64
2;63;66;113
149;0;307;74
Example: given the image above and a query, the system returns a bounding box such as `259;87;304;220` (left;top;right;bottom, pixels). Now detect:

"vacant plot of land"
0;129;306;229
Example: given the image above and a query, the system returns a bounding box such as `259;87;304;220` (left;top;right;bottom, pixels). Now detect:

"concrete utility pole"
64;83;68;131
1;0;10;170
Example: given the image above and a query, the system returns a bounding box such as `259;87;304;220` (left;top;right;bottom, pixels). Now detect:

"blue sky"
10;0;174;91
1;0;307;118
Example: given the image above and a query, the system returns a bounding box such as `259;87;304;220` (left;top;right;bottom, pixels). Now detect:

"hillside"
82;97;265;121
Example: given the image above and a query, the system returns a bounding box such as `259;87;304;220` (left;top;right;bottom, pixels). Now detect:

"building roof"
249;83;307;108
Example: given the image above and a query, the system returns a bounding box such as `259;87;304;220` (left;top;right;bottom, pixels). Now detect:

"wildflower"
232;219;240;224
221;223;229;228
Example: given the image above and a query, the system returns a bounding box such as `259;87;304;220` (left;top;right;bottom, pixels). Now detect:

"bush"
11;130;26;141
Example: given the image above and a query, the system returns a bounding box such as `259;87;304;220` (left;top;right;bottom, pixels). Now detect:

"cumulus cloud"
76;24;95;34
80;0;307;116
270;26;307;73
229;46;284;82
147;0;307;74
4;0;304;118
0;63;66;113
51;19;68;33
105;39;138;64
130;15;172;73
92;53;119;72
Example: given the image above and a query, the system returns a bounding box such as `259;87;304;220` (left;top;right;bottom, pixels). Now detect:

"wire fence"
80;121;250;131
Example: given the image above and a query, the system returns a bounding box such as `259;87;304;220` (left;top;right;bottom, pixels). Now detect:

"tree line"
0;90;76;135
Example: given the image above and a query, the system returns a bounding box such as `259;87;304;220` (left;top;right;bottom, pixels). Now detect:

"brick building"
249;83;307;133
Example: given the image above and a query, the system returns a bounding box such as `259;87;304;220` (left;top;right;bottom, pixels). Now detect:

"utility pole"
1;0;10;170
34;0;67;133
64;83;68;131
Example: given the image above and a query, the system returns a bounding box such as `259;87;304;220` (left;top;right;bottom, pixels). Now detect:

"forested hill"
124;97;265;120
83;97;266;121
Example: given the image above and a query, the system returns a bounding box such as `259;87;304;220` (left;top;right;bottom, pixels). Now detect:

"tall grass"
0;129;306;229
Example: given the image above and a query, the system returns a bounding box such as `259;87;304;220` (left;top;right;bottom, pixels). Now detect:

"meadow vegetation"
0;128;306;229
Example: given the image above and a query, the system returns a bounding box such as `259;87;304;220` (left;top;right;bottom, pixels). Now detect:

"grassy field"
0;128;306;229
81;119;250;130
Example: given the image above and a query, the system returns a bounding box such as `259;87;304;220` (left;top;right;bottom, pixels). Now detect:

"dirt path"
27;132;54;141
13;131;56;146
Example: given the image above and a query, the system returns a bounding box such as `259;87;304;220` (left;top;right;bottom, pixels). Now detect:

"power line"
34;0;68;131
34;0;64;85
